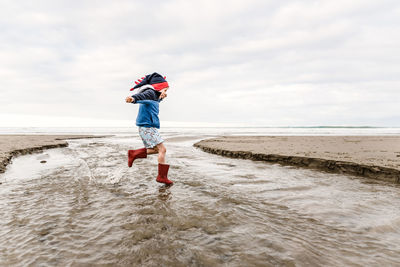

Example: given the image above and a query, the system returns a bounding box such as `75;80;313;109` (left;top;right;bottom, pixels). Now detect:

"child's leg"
146;147;158;155
155;143;166;164
129;127;162;167
155;143;172;184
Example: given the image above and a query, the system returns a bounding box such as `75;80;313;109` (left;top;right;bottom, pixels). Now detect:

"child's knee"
158;144;166;154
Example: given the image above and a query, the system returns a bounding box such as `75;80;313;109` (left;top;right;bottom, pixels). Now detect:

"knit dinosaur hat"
130;72;169;91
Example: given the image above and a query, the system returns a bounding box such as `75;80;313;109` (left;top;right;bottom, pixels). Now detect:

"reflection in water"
158;186;172;201
1;134;400;266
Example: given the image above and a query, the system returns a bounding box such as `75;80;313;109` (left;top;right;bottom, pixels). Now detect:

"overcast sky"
1;0;399;127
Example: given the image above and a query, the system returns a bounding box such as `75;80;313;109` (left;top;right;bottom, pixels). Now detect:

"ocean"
1;126;400;136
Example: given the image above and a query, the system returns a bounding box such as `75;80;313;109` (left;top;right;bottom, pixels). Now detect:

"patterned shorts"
138;127;164;148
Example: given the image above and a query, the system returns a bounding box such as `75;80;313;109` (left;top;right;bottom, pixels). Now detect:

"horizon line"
1;126;399;129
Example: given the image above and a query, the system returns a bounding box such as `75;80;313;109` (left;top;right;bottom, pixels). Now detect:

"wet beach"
1;131;400;266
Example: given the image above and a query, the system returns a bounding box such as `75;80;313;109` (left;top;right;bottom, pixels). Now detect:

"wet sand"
0;135;106;173
194;136;400;182
2;134;400;266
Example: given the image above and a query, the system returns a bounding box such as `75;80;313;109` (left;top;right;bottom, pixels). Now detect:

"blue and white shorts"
138;127;164;148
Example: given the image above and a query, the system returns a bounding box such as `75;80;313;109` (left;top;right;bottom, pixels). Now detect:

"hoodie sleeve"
131;89;161;102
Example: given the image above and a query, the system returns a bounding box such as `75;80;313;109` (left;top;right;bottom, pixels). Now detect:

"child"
125;94;173;185
129;72;169;103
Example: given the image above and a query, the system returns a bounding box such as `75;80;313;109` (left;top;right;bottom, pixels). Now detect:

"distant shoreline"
194;136;400;183
0;135;108;174
1;126;399;131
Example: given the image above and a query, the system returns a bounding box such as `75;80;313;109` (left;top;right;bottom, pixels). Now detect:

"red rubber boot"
156;163;173;185
128;148;147;167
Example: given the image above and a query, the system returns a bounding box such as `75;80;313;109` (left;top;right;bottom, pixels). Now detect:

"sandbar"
0;135;106;174
194;136;400;182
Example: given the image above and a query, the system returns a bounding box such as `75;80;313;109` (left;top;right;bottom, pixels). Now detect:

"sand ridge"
194;136;400;182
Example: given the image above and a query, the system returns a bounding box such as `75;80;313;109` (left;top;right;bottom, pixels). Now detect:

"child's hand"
125;96;134;103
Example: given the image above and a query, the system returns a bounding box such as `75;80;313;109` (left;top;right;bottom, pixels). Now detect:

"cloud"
0;0;399;127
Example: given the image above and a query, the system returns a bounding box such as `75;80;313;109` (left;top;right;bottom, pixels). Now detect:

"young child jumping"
125;93;173;185
129;72;169;102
